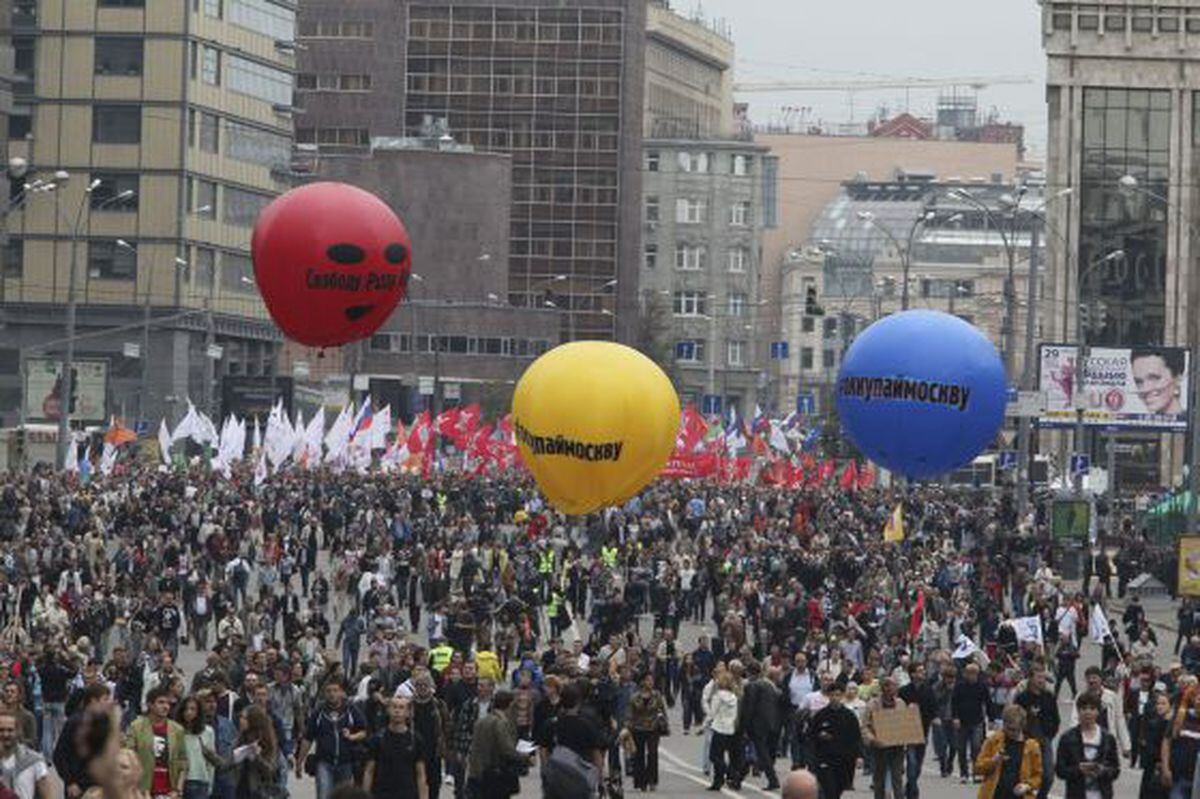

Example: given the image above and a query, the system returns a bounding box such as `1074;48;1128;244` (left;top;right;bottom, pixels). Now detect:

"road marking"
658;745;776;797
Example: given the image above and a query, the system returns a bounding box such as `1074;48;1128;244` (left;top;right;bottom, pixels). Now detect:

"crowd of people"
0;461;1186;799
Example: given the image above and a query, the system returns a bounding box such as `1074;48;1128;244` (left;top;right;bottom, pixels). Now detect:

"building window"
1104;9;1127;31
94;36;143;76
727;247;748;273
369;334;392;352
675;198;706;224
224;119;290;166
90;173;139;210
732;154;751;176
823;317;838;338
227;0;296;40
4;238;23;279
298;20;373;38
92;105;141;144
1132;14;1153;31
1051;4;1072;29
191;178;217;217
802;316;815;333
645;196;659;222
221;252;255;293
730;201;751;227
672;291;707;316
1160;11;1181;32
677;152;710;173
88;240;137;280
203;0;223;17
194;246;215;292
226;54;292;105
201;45;221;85
643;243;658;269
822;349;836;369
223;187;273;227
644;151;659;172
728;293;746;317
1081;88;1170;346
296;127;371;149
727;340;746;367
800;347;814;369
98;0;145;7
199;111;219;152
675;340;705;363
1078;11;1099;30
675;245;706;271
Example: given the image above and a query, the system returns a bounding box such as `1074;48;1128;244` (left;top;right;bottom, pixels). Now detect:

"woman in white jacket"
706;670;741;791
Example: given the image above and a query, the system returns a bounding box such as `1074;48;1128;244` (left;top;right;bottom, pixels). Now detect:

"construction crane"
733;75;1033;93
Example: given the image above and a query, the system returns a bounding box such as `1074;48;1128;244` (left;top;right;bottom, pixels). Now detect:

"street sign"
1070;453;1090;476
444;382;461;401
796;392;816;415
133;420;150;435
418;376;435;396
1006;390;1046;418
998;450;1018;471
292;360;310;379
1006;385;1019;404
701;394;722;415
122;342;141;359
770;341;789;360
206;344;223;360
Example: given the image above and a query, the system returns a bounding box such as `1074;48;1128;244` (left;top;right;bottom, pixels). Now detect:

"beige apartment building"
1;0;295;431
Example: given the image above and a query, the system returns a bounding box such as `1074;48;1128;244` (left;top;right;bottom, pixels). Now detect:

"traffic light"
1094;301;1108;330
13;428;25;470
1079;303;1091;332
68;366;79;414
805;285;825;316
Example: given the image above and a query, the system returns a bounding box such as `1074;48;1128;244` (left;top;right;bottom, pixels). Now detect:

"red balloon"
251;182;413;348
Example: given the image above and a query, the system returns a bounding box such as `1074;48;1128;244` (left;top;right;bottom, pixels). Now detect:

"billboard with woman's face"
1038;344;1189;430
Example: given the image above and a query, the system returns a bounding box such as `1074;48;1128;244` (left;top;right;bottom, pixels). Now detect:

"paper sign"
873;705;925;747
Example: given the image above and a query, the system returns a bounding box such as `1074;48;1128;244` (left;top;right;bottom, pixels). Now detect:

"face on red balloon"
251;182;412;348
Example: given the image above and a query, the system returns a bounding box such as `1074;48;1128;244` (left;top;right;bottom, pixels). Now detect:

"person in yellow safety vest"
538;547;555;602
547;588;569;640
428;638;454;673
601;544;619;570
474;642;502;682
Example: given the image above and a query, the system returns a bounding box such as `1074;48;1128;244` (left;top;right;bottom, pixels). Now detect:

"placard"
873;704;925;747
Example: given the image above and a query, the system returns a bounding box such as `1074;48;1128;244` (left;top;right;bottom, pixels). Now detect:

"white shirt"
0;749;48;799
788;670;813;708
706;688;740;735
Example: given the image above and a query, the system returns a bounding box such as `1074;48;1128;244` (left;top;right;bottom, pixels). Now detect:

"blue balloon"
835;310;1007;479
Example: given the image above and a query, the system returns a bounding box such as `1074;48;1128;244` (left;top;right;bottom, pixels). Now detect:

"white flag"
193;410;219;446
171;401;199;444
768;421;790;453
1089;603;1114;644
1011;616;1044;646
300;407;325;467
253;449;268;487
99;443;118;476
158;420;173;465
62;439;79;473
324;403;354;464
952;634;979;660
371;405;392;451
291;409;307;462
264;402;293;468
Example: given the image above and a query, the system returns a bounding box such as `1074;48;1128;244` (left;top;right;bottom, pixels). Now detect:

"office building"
643;0;733;139
297;0;646;343
0;0;297;432
1041;0;1198;488
780;178;1044;416
313;136;559;418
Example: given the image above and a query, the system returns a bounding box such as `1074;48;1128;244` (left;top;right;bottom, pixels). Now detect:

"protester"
974;704;1041;799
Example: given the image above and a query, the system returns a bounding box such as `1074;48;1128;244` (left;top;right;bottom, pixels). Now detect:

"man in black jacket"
1055;692;1119;799
1014;666;1060;799
950;663;991;783
898;662;936;799
739;661;783;791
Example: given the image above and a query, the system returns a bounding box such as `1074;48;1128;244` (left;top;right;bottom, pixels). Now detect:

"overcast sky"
684;0;1047;156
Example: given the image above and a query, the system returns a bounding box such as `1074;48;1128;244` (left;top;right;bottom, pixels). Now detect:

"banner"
1179;536;1200;597
1039;344;1189;430
1011;616;1044;646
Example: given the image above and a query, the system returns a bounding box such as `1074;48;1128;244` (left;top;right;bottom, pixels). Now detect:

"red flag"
434;407;461;437
104;417;137;446
733;456;752;482
909;590;925;639
453;404;482;448
858;462;876;490
676;406;708;454
838;461;859;491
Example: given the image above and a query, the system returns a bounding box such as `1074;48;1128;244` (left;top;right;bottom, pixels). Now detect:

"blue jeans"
183;780;210;799
1036;736;1053;799
41;702;65;758
905;743;926;799
316;761;355;799
931;722;951;776
955;722;983;779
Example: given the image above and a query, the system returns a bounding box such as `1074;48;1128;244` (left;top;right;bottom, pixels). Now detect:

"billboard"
25;359;108;423
1038;344;1189;430
221;377;294;422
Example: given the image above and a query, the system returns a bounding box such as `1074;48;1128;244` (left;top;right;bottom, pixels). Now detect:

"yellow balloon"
512;341;680;515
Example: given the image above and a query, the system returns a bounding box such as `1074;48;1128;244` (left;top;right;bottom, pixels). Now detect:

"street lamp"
57;176;142;467
856;208;936;311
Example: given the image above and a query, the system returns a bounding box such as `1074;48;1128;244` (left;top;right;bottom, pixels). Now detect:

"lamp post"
855;208;937;311
117;237;184;426
56;176;141;467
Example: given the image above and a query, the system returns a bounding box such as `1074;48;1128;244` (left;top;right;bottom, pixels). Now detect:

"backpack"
542;745;599;799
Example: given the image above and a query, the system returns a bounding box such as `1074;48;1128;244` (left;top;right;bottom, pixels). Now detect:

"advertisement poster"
24;358;108;423
1051;499;1091;541
1038;344;1189;430
1179;537;1200;597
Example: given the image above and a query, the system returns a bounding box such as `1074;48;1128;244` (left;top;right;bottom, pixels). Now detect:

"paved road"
170;590;1167;799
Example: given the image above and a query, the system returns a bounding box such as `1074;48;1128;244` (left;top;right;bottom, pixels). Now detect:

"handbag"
654;712;669;737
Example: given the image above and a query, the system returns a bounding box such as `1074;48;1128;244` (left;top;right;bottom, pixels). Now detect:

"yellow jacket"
475;649;502;681
974;730;1042;799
